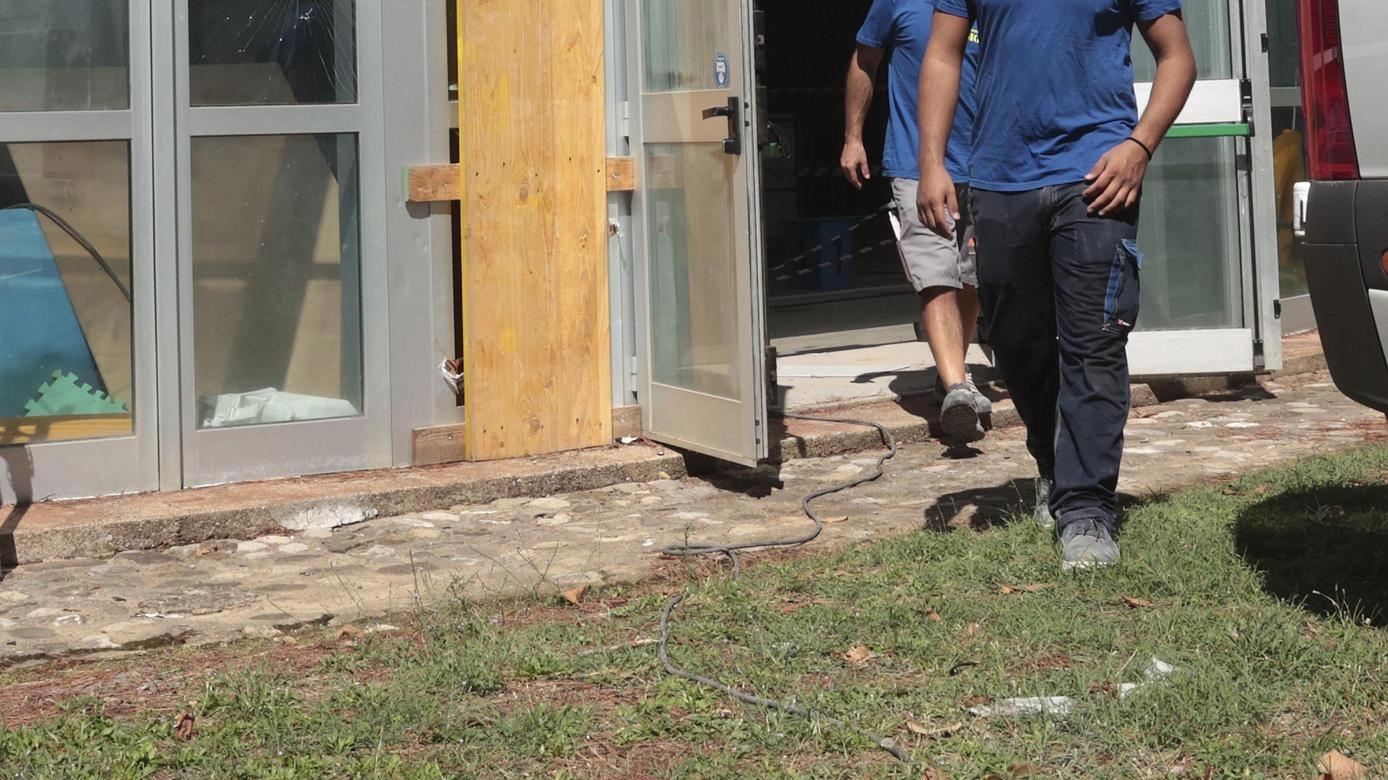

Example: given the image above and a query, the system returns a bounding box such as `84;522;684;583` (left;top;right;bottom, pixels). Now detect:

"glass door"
1126;0;1281;375
167;0;390;487
0;0;157;502
631;0;769;465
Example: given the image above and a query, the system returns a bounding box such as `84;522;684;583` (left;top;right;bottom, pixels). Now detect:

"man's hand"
917;165;959;239
840;140;872;189
1082;140;1149;216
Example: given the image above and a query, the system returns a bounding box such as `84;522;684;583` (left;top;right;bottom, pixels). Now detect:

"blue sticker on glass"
714;53;730;87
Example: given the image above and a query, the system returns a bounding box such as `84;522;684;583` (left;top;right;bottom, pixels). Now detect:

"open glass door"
631;0;769;465
1125;0;1282;375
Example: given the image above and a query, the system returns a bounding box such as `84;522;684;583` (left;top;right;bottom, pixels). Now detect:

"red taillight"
1298;0;1360;180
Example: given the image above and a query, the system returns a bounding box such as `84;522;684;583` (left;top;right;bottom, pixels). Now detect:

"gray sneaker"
1059;517;1120;571
1035;477;1056;530
933;373;992;415
940;383;985;443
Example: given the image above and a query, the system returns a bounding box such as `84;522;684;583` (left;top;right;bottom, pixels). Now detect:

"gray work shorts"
889;178;977;292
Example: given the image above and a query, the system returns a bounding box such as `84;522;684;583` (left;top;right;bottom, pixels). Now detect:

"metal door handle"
702;97;742;156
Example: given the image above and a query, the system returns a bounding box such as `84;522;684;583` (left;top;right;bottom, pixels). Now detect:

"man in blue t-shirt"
916;0;1196;570
841;0;988;444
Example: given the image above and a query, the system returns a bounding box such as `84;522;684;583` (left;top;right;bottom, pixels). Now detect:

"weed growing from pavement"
4;446;1388;778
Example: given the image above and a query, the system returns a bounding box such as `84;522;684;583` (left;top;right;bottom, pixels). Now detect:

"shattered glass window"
188;0;357;106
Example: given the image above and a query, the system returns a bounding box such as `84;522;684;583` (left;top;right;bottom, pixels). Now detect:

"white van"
1295;0;1388;414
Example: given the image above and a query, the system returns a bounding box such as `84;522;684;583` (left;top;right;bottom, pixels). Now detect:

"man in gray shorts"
842;0;987;442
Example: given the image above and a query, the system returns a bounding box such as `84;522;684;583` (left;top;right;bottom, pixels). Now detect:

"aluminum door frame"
0;1;159;502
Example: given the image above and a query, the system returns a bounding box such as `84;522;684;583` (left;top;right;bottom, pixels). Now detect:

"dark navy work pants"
970;183;1142;530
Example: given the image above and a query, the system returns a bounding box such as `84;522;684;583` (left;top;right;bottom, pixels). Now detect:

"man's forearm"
917;55;961;172
1131;58;1196;150
1132;17;1197;152
844;58;875;142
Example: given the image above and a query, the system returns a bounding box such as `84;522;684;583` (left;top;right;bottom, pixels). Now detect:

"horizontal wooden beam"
412;422;468;467
406;156;636;203
411;405;646;466
606;156;636;192
407;164;461;203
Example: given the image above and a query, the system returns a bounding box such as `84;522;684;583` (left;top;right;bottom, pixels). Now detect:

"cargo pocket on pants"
1102;239;1142;334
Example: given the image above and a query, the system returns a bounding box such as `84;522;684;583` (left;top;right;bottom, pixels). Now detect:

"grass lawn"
4;446;1388;779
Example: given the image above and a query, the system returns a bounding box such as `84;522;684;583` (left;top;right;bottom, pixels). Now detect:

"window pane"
646;142;741;399
1266;0;1300;89
642;0;731;92
188;0;357;106
1133;0;1231;81
191;134;363;428
1273;106;1309;298
1135;136;1245;331
0;0;130;112
0;141;133;445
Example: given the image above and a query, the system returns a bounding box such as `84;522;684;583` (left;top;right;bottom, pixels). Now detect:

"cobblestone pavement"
1;372;1383;665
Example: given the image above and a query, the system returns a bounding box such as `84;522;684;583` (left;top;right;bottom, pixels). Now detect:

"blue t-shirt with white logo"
856;0;980;182
934;0;1182;191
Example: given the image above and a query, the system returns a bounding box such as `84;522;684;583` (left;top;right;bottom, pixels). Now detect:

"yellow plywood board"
0;414;132;446
458;0;611;460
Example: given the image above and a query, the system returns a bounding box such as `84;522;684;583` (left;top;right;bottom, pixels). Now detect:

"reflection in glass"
647;143;741;399
1266;0;1311;299
192;134;362;428
0;0;130;112
1135;137;1244;331
1132;0;1230;81
1273;107;1309;298
1266;0;1300;88
642;0;730;92
446;0;458;101
188;0;357;106
0;141;133;445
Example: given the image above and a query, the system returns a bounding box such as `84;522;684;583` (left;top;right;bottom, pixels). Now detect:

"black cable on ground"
658;414;910;764
4;203;133;303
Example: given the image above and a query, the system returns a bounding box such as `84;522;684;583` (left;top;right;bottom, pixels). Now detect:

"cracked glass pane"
188;0;357;106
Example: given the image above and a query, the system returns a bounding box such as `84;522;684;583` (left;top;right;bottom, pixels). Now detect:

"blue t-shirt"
935;0;1181;191
856;0;979;182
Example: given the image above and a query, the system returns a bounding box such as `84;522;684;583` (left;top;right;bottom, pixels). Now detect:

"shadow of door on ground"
1235;484;1388;626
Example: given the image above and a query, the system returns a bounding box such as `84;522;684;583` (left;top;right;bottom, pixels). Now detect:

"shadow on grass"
922;476;1150;533
1235;484;1388;626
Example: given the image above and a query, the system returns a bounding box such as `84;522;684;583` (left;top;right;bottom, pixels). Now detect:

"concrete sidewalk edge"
1;341;1329;566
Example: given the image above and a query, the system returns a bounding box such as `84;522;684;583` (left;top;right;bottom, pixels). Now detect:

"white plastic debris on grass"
968;657;1178;719
968;696;1074;718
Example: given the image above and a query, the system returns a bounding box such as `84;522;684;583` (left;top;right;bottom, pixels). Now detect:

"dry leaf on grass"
1001;583;1053;595
1088;680;1120;697
958;694;992;709
965;623;980;638
1122;596;1156;609
1317;750;1369;779
923;609;943;621
561;585;589;606
174;713;196;741
1008;764;1042;777
905;719;964;739
842;644;875;663
778;596;830;614
337;625;365;643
